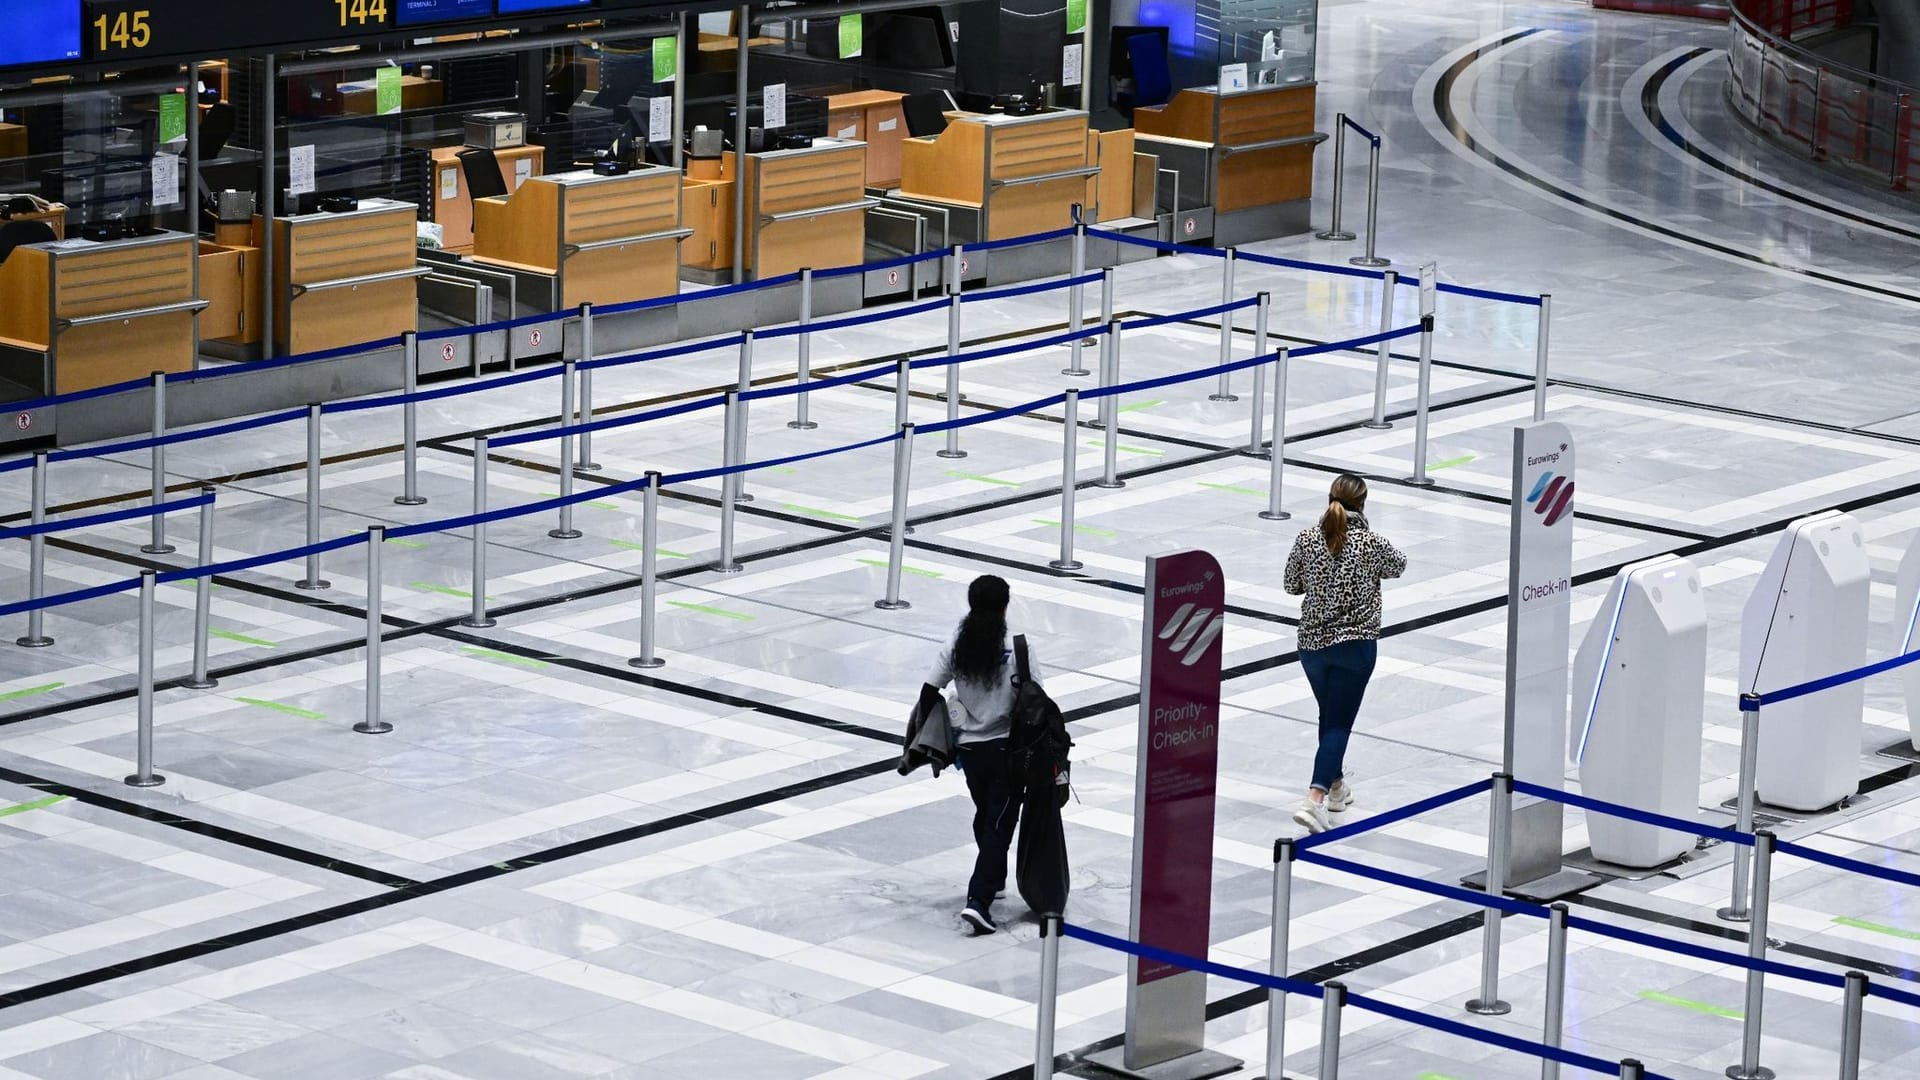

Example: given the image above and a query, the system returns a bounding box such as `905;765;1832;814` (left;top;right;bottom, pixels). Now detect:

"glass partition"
1214;0;1316;87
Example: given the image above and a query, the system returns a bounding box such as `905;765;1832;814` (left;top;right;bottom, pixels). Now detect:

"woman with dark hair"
1283;474;1407;834
928;574;1033;934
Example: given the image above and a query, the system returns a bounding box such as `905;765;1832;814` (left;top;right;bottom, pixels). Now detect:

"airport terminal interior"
5;0;1920;1077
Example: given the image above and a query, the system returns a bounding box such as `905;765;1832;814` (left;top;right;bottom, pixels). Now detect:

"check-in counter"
273;198;425;357
827;91;909;188
898;109;1100;243
430;144;545;251
472;166;687;311
0;231;204;400
739;138;871;280
1132;83;1324;245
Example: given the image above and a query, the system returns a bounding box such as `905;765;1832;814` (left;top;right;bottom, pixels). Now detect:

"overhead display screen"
4;0;83;68
396;0;490;23
496;0;593;13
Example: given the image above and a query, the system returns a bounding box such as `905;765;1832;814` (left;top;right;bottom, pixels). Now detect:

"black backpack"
1008;635;1071;792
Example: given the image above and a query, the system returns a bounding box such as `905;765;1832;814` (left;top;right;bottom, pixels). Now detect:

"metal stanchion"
1365;272;1397;429
1063;224;1090;376
1317;981;1346;1080
1211;248;1239;402
1095;322;1124;490
893;356;912;432
1467;772;1513;1015
143;372;174;554
1247;292;1272;457
1620;1061;1645;1080
791;269;818;429
1050;390;1085;572
1838;971;1867;1080
1316;114;1356;242
629;472;666;669
1720;696;1762;922
296;404;330;589
396;332;426;505
124;570;164;788
939;296;966;460
550;359;584;540
355;525;392;735
734;332;755;503
1260;349;1291;522
1100;265;1114;329
1727;830;1777;1080
717;390;745;574
1034;913;1062;1080
182;488;217;689
875;423;914;611
1265;838;1297;1080
1350;135;1390;269
16;451;53;648
1405;310;1437;487
1541;902;1569;1080
1533;294;1552;423
462;435;496;628
577;303;600;471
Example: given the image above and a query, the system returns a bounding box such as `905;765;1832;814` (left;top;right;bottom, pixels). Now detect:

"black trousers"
958;738;1021;909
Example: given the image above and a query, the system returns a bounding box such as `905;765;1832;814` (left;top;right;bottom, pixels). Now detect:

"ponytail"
1322;473;1368;556
953;575;1011;682
1322;500;1349;556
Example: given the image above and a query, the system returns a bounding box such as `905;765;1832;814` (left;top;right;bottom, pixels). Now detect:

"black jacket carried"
898;683;956;777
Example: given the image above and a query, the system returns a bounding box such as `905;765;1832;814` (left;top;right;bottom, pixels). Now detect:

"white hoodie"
927;631;1038;744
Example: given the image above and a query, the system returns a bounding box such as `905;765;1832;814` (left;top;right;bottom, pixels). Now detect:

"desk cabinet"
900;110;1098;242
0;232;201;393
273;199;422;356
431;144;544;252
474;168;686;309
682;176;736;273
741;140;869;279
1133;84;1323;242
827;91;908;189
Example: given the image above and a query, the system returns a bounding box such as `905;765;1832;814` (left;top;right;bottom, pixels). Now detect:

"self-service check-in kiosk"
1571;555;1707;868
1898;531;1920;751
1743;510;1870;812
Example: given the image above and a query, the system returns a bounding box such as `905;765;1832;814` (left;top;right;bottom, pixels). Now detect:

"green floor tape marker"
209;628;278;648
1419;1072;1462;1080
1199;481;1267;499
386;538;427;550
608;540;689;558
1833;915;1920;941
668;600;754;622
857;557;941;578
411;582;490;600
0;794;69;819
1637;990;1742;1019
541;492;618;511
784;503;862;523
1087;440;1164;457
1116;399;1163;413
1430;454;1477;470
0;682;63;704
947;471;1020;487
1033;518;1116;538
235;697;326;721
461;647;549;669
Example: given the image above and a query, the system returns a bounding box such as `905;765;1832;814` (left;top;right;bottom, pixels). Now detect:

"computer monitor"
0;0;81;69
806;7;955;69
1110;26;1171;113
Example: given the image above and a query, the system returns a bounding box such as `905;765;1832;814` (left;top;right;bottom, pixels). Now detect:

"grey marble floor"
5;1;1920;1077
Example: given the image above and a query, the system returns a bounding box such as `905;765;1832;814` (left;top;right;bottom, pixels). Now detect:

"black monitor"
806;7;954;69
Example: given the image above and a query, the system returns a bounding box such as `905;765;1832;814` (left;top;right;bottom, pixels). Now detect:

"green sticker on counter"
1066;0;1087;34
376;66;402;116
158;93;187;143
653;37;678;83
839;14;863;58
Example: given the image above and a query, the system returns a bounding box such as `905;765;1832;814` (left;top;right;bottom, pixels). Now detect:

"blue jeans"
1299;639;1377;793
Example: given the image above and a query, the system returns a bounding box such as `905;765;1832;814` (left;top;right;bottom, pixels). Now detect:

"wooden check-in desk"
0;231;203;394
430;144;545;252
739;139;870;279
826;91;908;188
472;167;687;309
273;199;425;356
1132;83;1324;245
899;109;1100;242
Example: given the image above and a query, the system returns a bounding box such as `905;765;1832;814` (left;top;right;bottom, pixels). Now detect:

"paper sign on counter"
763;83;787;130
649;96;673;143
151;154;180;208
289;145;316;196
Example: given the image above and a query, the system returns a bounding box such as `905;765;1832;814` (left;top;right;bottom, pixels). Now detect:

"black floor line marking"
0;758;899;1011
982;913;1487;1080
1437;30;1920;307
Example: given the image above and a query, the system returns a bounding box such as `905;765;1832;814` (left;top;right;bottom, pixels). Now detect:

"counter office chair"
0;220;56;265
457;147;511;201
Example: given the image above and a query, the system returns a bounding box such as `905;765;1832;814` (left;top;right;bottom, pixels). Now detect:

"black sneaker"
960;904;997;935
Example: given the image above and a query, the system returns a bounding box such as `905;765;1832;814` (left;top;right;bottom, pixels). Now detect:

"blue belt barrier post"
1365;271;1397;430
1317;113;1358;242
1247;292;1273;458
1099;265;1115;342
791;269;818;430
1721;694;1763;923
1063;224;1090;377
578;303;601;471
16;451;53;648
395;331;427;506
629;471;666;670
1035;912;1062;1080
718;390;744;574
183;488;218;690
1318;981;1347;1079
1261;347;1291;523
1051;390;1085;572
143;372;175;555
875;423;913;611
125;570;164;788
1839;970;1866;1080
1620;1060;1645;1080
1533;294;1552;423
939;287;966;460
356;525;392;735
1406;266;1438;488
1211;248;1239;402
551;358;584;540
1542;902;1569;1080
1095;321;1124;489
296;403;330;589
463;435;496;628
1468;772;1514;1015
1728;830;1778;1080
734;333;755;505
1350;126;1391;269
1266;838;1298;1080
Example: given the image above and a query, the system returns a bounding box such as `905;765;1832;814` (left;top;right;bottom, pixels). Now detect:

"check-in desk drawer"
273;199;425;357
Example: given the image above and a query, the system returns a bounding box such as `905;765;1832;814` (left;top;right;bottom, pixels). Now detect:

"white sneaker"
1293;800;1330;835
1326;782;1355;813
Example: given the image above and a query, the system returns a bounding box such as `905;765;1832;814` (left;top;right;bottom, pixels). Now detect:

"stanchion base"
577;462;602;473
787;421;819;430
1208;394;1240;403
1049;559;1085;571
1361;421;1393;431
937;449;968;460
715;563;744;575
15;636;53;648
141;544;176;555
1061;368;1092;377
1316;230;1356;242
394;495;428;507
354;720;393;735
1259;510;1292;521
1350;256;1392;269
459;616;497;629
1724;1066;1774;1080
1716;906;1752;923
628;656;665;670
1404;477;1436;488
296;579;332;591
181;676;218;690
1243;448;1272;460
1094;479;1126;490
734;493;756;504
934;393;971;404
874;599;912;610
548;528;584;540
1465;998;1511;1016
124;772;166;788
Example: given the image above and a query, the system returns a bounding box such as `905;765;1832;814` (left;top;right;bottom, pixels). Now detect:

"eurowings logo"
1158;603;1224;666
1526;472;1575;527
